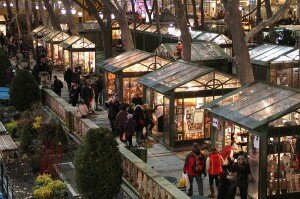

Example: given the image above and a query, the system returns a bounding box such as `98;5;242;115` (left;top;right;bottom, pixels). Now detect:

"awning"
29;26;52;37
202;82;300;130
59;36;95;50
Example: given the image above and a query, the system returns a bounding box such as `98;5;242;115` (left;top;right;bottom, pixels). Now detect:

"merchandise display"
123;77;143;103
106;73;116;100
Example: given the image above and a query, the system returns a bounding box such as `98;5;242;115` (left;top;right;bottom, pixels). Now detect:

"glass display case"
97;50;171;103
43;31;70;67
137;60;240;150
250;44;300;88
59;36;95;73
203;82;300;199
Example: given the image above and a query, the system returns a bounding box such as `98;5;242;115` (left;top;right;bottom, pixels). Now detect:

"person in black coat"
131;93;143;106
64;68;73;91
69;83;79;106
52;76;63;97
105;94;120;136
133;105;146;145
217;171;232;199
80;82;91;108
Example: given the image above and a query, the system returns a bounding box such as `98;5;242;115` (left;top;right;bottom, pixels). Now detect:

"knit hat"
127;114;133;119
237;155;245;160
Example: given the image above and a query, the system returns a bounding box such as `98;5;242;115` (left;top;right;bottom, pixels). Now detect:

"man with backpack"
183;143;206;196
52;76;63;97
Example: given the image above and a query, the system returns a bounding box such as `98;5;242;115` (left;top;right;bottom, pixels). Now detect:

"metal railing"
42;88;190;199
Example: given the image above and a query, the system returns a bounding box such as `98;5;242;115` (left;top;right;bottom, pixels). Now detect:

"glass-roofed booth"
96;49;171;103
202;82;300;199
29;26;52;53
43;31;70;67
59;36;95;73
155;41;231;73
0;15;6;35
250;44;300;88
137;60;240;151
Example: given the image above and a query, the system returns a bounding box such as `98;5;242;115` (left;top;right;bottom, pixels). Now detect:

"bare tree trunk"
25;0;32;33
130;0;136;47
143;0;153;24
62;0;79;35
199;0;204;30
43;0;62;31
174;0;191;61
5;0;13;21
15;0;22;39
154;0;161;44
265;0;275;43
255;0;263;44
37;0;47;26
191;0;199;29
223;0;254;85
183;0;189;22
31;0;39;28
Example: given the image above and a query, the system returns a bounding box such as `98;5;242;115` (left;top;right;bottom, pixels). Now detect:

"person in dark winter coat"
228;155;252;199
72;67;81;84
183;143;206;196
116;105;128;141
64;68;73;91
105;94;120;135
217;171;231;199
131;93;143;106
69;83;79;106
126;103;135;114
52;76;63;96
124;114;136;148
133;105;146;145
80;83;91;107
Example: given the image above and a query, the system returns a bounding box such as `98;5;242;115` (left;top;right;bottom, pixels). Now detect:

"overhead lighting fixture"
78;11;83;17
71;8;76;15
3;2;6;7
61;8;66;15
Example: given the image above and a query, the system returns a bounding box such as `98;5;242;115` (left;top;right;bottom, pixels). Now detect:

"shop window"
107;73;116;100
123;77;143;103
269;111;300;127
224;122;248;154
163;97;170;145
248;133;260;199
267;135;300;195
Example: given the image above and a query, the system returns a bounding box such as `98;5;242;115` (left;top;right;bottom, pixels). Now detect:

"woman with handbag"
133;105;146;145
228;155;252;199
124;114;136;148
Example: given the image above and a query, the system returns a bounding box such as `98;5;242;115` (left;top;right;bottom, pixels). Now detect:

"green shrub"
55;122;68;152
0;48;11;86
10;69;41;111
29;154;40;173
20;125;33;153
74;127;123;199
5;120;18;137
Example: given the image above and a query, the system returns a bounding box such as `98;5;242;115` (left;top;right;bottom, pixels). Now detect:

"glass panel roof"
254;46;294;62
249;44;278;59
195;32;218;41
30;26;46;35
71;38;95;48
160;26;169;34
0;15;5;22
137;60;213;94
190;31;203;39
97;50;154;73
43;31;60;42
36;27;52;37
145;25;157;33
136;24;150;31
123;56;171;72
202;82;300;130
272;49;299;63
60;35;81;48
213;34;232;45
52;32;69;42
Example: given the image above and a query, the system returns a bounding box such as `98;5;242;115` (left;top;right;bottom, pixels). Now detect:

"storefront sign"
212;118;219;128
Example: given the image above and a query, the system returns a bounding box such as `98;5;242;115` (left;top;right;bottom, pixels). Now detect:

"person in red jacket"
206;147;225;198
183;143;207;196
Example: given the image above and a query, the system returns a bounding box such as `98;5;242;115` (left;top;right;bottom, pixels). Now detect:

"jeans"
136;130;142;145
187;175;203;196
109;119;116;135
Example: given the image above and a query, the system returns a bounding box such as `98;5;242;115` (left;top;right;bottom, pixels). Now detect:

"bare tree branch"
241;0;265;19
245;0;293;42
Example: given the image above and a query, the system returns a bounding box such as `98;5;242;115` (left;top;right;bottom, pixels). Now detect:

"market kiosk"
96;49;171;103
43;31;70;68
155;41;231;73
29;26;52;53
59;36;95;74
202;81;300;199
137;60;240;151
249;44;300;88
0;15;6;35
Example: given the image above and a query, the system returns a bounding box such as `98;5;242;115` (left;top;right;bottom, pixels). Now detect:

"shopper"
217;171;232;199
131;93;143;106
64;68;73;91
72;67;81;84
76;100;89;118
228;155;252;199
116;105;128;141
88;83;95;114
124;114;136;148
80;82;91;108
69;83;79;106
133;105;145;145
206;147;225;198
127;103;135;114
52;76;63;97
142;103;157;138
105;94;120;136
220;143;235;169
183;143;206;196
94;76;104;109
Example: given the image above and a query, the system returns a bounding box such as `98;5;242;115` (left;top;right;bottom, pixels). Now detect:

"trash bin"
126;146;147;163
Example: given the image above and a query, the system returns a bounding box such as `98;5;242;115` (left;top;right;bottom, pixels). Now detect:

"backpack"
59;80;63;89
192;153;205;173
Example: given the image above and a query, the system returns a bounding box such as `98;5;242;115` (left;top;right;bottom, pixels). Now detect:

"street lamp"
168;24;175;35
2;2;6;7
35;5;39;10
61;8;66;15
99;12;103;19
57;0;62;5
9;2;13;6
71;8;76;15
239;5;243;11
78;11;83;17
111;14;115;20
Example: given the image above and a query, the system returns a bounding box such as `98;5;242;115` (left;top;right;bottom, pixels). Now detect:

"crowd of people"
183;143;253;199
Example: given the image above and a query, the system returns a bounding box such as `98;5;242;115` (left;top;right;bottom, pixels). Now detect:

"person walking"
131;93;143;106
80;82;91;108
52;76;63;97
183;143;206;196
124;114;136;148
105;94;120;136
206;147;225;198
69;83;79;106
116;105;128;141
72;67;81;84
88;83;95;114
76;100;89;118
133;105;145;145
94;76;104;108
228;155;252;199
64;68;73;91
142;103;157;137
217;171;232;199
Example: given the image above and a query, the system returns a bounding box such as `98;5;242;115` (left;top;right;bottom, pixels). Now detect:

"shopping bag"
183;173;190;192
178;174;186;188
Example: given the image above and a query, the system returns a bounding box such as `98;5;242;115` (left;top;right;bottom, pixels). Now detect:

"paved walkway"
50;70;240;199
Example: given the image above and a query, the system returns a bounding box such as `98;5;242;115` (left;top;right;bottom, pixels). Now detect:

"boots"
208;186;215;198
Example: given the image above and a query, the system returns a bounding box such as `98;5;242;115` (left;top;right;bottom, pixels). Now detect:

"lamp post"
78;11;83;23
168;24;175;35
111;14;115;20
71;8;76;15
61;8;66;15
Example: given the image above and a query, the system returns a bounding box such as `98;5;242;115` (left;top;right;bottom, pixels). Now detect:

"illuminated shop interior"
97;49;171;103
203;82;300;199
30;26;52;52
137;60;240;150
250;44;300;88
59;35;95;74
0;15;6;35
